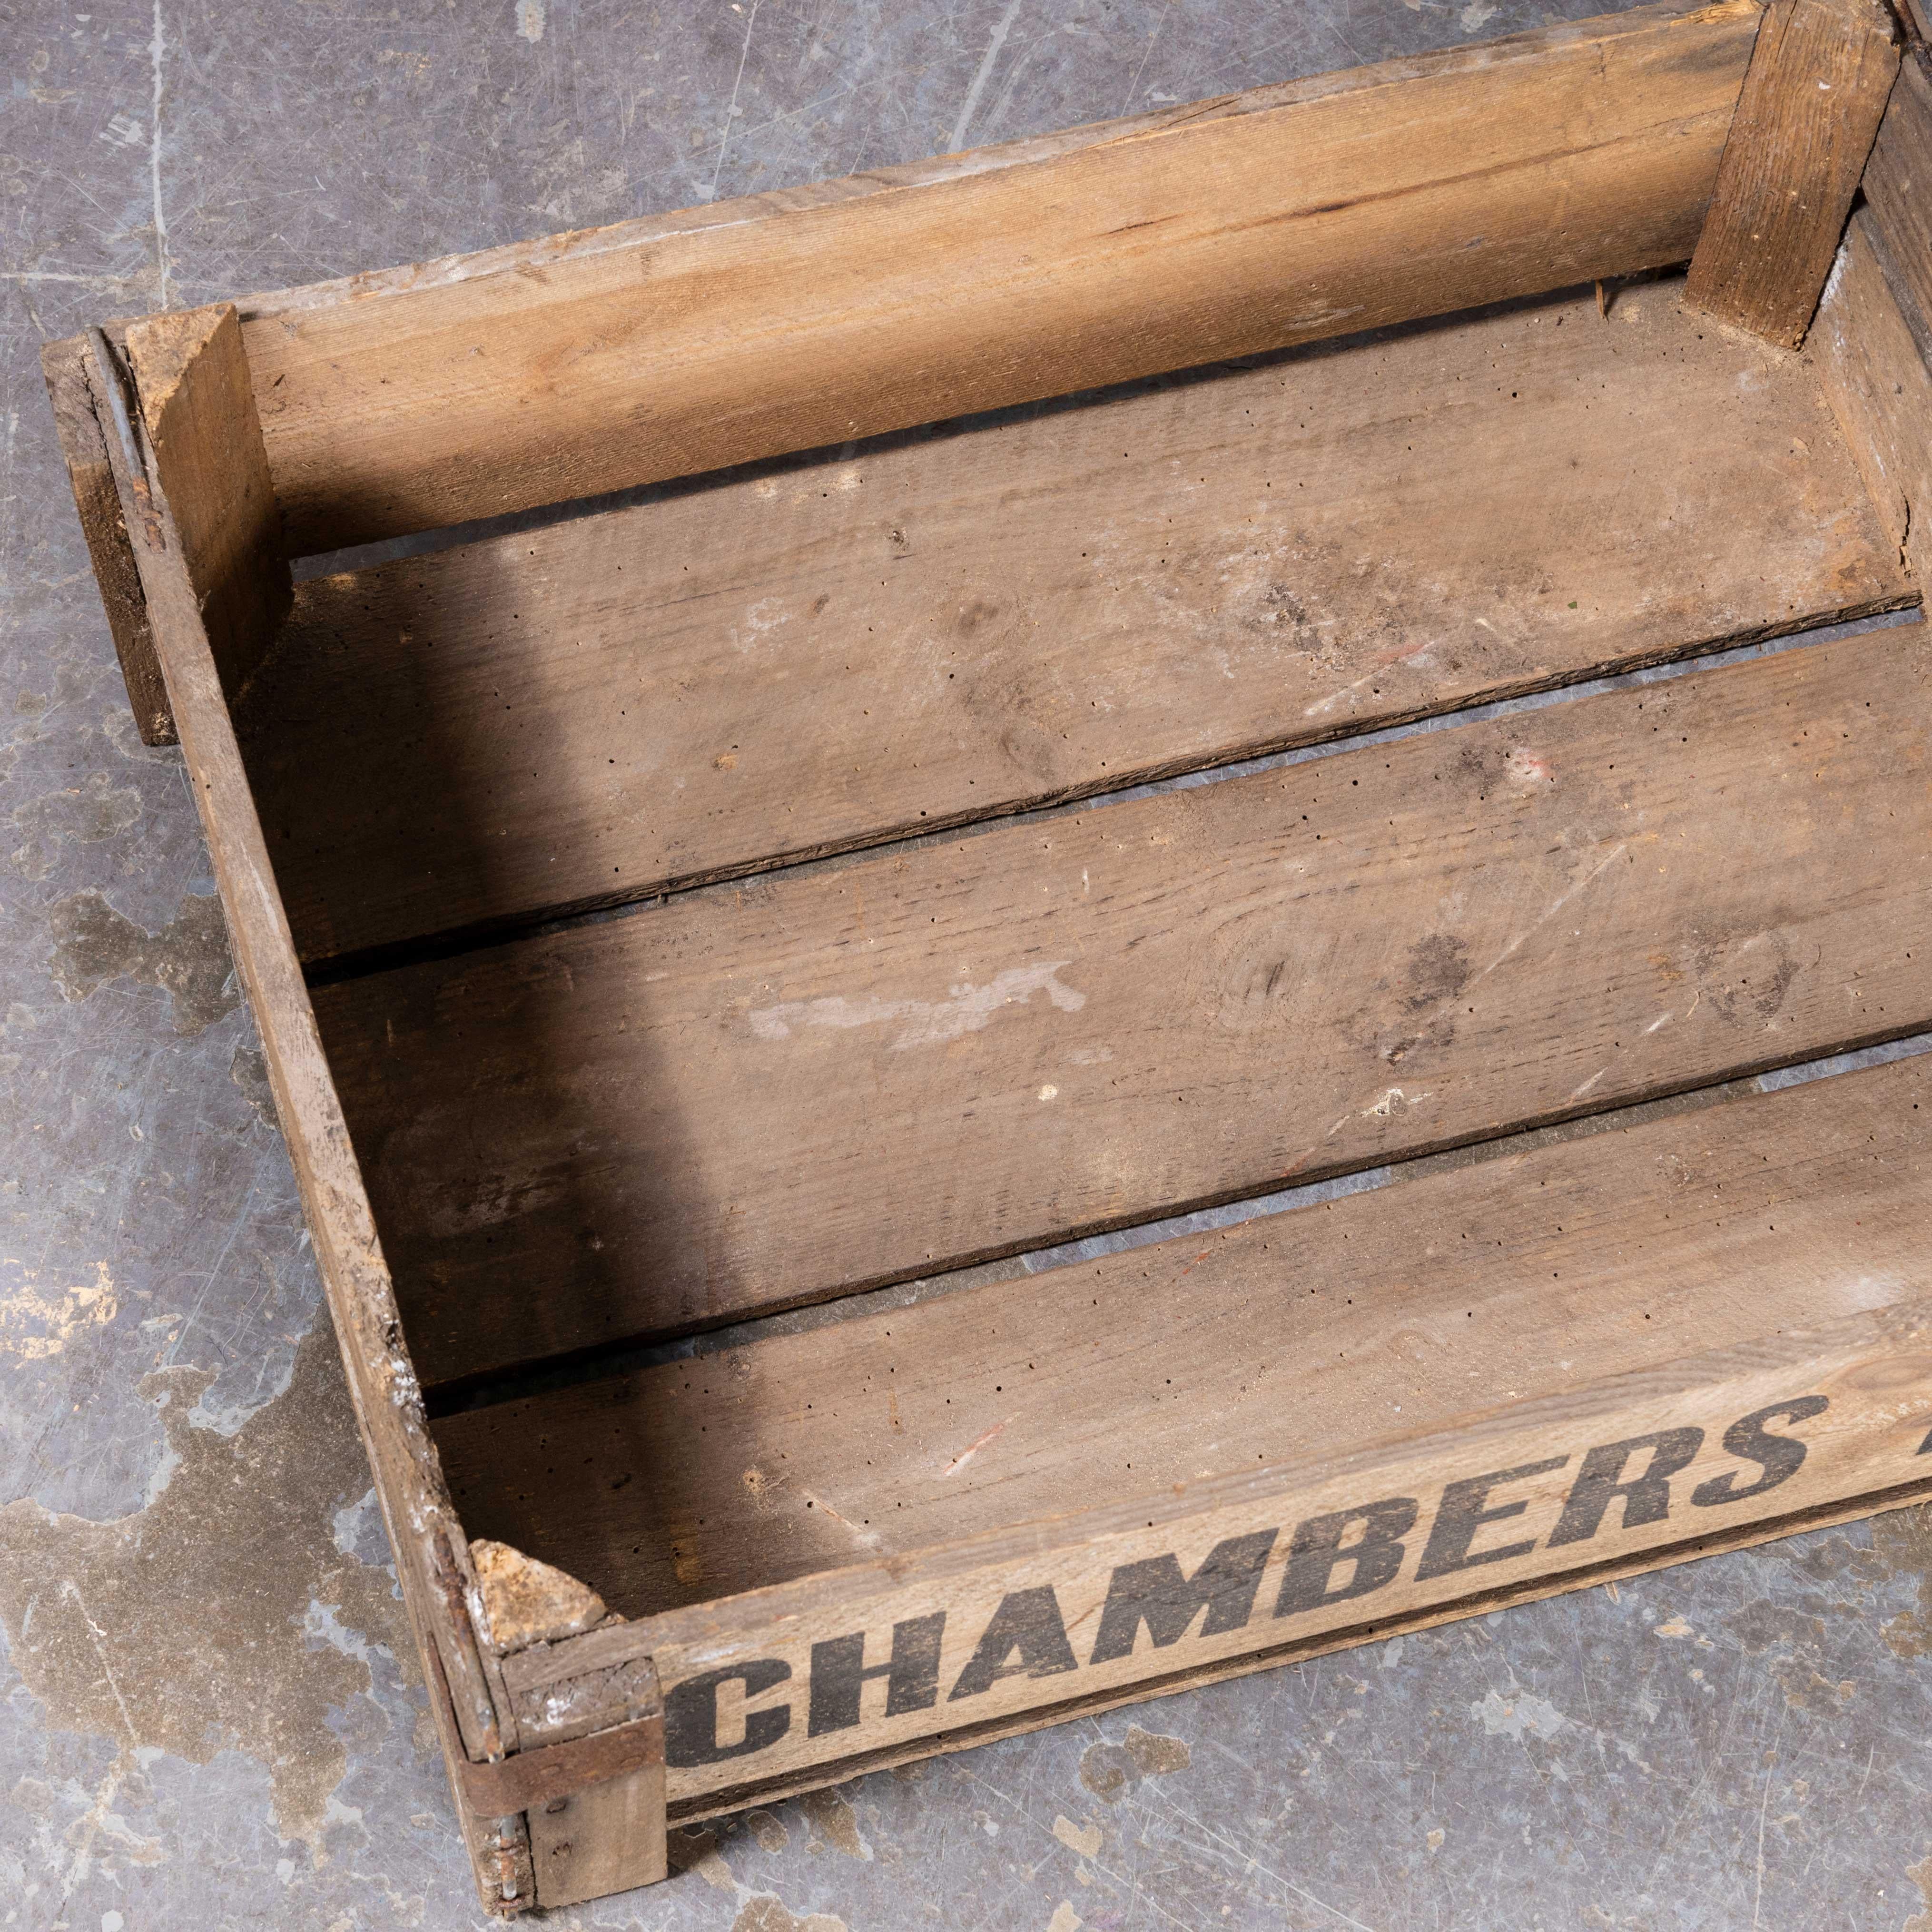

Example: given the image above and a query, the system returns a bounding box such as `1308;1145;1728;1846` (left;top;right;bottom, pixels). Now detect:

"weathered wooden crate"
39;0;1932;1910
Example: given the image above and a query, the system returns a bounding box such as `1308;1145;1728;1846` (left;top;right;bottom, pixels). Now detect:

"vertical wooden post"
1686;0;1901;346
39;336;172;743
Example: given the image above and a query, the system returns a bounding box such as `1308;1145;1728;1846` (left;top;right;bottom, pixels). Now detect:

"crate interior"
231;272;1927;1620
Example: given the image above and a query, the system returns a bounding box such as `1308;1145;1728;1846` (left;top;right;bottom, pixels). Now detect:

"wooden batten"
1859;45;1932;344
1812;208;1932;583
38;335;171;743
1686;0;1901;345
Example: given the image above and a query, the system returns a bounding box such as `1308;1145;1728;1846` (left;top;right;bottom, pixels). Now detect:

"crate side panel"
238;1;1761;553
503;1291;1932;1809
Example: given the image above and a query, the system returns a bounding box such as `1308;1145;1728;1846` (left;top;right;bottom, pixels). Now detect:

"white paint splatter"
1054;1814;1102;1858
1472;1688;1566;1740
515;0;545;40
1362;1086;1429;1119
302;1600;376;1665
149;1;169;307
951;0;1028;151
332;1487;381;1560
0;1260;117;1361
751;960;1086;1050
1460;2;1497;27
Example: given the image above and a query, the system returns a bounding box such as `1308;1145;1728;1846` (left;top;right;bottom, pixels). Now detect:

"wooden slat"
436;1052;1932;1808
1685;0;1900;346
435;1051;1932;1616
38;336;171;744
317;620;1932;1390
1860;50;1932;345
218;0;1760;553
1813;208;1932;584
93;309;538;1910
245;282;1909;968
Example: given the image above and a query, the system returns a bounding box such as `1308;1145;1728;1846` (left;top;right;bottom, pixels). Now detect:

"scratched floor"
6;1;1932;1928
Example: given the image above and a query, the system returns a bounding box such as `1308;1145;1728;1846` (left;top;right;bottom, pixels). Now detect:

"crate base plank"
432;1050;1932;1624
242;279;1907;970
317;619;1932;1392
41;0;1932;1913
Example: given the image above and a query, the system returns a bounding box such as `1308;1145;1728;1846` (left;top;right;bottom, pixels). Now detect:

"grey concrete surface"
4;1;1932;1927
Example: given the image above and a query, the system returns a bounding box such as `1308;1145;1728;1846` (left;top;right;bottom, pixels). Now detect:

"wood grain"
1860;49;1932;349
435;1051;1932;1617
628;1467;1932;1824
226;0;1761;552
317;621;1932;1390
244;282;1910;968
1686;0;1900;345
463;1154;1932;1809
38;335;171;744
95;308;540;1910
1812;208;1932;583
121;306;292;705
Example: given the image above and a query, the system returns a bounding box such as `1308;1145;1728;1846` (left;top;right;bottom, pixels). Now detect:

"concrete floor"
5;1;1932;1926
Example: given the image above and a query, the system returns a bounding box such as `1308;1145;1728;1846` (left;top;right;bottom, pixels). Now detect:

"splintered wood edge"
36;335;170;743
470;1539;611;1654
89;318;546;1912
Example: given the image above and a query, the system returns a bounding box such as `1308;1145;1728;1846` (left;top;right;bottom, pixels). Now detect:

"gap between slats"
427;1018;1932;1420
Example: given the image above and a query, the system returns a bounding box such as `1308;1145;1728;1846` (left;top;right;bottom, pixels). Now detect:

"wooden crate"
39;0;1932;1911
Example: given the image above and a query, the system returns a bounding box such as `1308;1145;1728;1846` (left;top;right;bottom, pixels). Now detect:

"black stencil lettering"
1692;1397;1829;1508
664;1659;791;1767
948;1587;1078;1701
808;1614;947;1735
1415;1458;1568;1580
1090;1530;1278;1664
1548;1428;1704;1547
1274;1499;1419;1617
